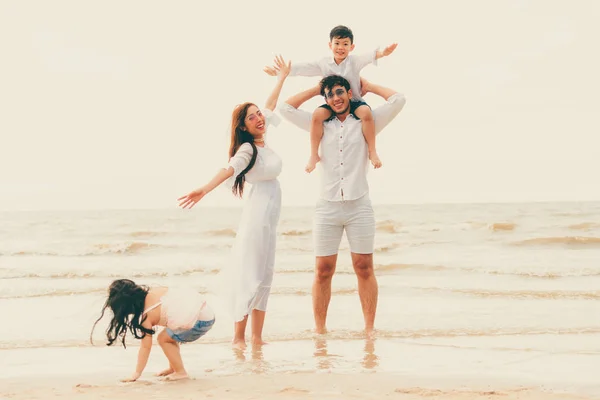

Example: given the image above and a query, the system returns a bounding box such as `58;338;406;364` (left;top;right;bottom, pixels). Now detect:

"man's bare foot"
163;371;189;381
365;328;376;340
369;151;382;169
155;367;174;377
251;338;268;346
314;327;328;335
232;339;247;350
305;154;320;173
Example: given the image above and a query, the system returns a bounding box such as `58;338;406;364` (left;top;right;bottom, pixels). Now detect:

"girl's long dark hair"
229;102;258;198
90;279;155;349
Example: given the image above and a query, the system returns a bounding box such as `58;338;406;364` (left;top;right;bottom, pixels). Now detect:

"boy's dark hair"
319;75;351;97
329;25;354;44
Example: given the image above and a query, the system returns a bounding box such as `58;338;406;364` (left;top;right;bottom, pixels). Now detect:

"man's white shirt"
279;93;406;202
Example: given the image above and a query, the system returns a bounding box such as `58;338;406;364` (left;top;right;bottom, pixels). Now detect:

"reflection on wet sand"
363;338;379;370
312;336;379;371
231;343;270;374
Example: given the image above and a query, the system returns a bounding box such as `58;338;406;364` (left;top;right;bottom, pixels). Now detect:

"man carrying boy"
265;25;397;173
278;75;406;336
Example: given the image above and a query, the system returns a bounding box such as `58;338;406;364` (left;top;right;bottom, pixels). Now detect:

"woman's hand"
177;187;208;209
267;54;291;80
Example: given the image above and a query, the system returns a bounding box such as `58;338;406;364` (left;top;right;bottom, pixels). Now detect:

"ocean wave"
0;266;220;280
374;243;402;253
129;231;168;238
4;241;169;257
0;286;210;300
281;229;311;237
418;287;600;300
375;220;401;234
489;222;516;231
512;236;600;247
4;326;600;351
206;228;237;237
568;222;600;231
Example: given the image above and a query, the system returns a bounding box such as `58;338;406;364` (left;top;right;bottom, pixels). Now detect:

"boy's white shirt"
289;49;379;101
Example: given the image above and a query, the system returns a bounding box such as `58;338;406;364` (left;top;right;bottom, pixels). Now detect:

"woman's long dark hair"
90;279;155;348
229;102;258;198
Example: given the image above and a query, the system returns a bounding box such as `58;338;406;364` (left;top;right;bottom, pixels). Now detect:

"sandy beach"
3;370;598;400
2;204;600;399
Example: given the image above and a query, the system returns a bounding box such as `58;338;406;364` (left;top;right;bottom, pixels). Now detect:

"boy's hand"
376;43;398;59
121;371;141;382
382;43;397;57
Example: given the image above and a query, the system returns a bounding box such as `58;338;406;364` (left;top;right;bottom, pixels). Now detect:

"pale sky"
1;0;599;210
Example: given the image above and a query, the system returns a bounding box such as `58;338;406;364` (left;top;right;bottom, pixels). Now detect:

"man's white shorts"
313;194;375;257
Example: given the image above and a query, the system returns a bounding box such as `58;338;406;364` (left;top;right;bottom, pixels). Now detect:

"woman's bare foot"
163;371;189;381
251;338;268;346
155;367;174;377
232;339;247;350
305;154;320;173
369;151;382;169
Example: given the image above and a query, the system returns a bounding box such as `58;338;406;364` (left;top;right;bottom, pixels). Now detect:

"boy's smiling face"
329;36;355;64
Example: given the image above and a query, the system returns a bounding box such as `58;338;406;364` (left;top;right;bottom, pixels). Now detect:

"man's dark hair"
319;75;351;97
329;25;354;44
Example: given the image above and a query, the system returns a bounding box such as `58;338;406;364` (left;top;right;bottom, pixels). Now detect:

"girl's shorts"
166;318;215;343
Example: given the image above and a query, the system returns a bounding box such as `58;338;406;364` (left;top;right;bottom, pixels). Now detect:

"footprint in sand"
279;387;310;394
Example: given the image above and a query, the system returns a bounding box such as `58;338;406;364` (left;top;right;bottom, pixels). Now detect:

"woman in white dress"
178;56;290;349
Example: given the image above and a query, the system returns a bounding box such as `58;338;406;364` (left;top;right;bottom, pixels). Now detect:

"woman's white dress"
223;109;282;322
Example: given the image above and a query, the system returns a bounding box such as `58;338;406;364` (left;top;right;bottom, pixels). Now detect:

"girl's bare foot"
155;367;174;377
305;154;320;173
163;371;189;381
369;151;382;169
232;339;247;350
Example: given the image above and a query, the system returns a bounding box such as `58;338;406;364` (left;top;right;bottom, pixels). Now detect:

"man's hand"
360;77;371;98
121;371;141;383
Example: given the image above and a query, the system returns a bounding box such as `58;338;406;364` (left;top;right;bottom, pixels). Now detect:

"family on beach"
91;26;406;382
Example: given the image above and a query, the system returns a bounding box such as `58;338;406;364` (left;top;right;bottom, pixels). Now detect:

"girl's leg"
251;309;267;345
155;364;174;376
157;330;188;381
354;105;381;168
233;315;249;349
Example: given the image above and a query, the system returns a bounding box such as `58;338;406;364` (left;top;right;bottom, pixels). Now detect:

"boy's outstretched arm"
375;43;398;60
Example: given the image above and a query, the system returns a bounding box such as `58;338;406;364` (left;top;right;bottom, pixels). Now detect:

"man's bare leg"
313;254;338;333
350;252;378;336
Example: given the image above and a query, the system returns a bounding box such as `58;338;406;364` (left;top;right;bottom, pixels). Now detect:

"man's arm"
361;78;407;135
278;85;321;132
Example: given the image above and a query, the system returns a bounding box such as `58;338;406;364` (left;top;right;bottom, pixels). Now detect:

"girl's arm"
264;55;291;111
121;321;154;382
